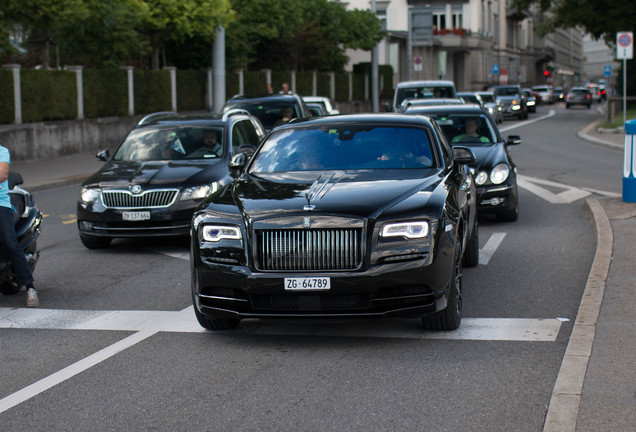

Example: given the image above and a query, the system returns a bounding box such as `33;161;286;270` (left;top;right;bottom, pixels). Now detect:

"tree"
226;0;383;72
3;0;88;69
135;0;234;69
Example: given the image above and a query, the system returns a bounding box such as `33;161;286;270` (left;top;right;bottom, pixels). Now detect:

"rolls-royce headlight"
381;221;429;239
475;171;489;185
180;183;219;201
490;164;510;185
80;187;101;203
201;225;242;242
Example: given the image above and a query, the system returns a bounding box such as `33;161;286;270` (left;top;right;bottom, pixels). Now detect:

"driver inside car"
452;117;490;143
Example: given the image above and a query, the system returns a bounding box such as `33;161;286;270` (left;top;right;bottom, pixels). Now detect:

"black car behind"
77;111;265;249
191;113;478;332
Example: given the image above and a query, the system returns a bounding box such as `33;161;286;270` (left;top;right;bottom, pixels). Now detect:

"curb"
577;119;623;150
542;198;613;432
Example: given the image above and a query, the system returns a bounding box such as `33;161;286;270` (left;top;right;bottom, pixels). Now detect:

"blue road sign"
492;64;499;75
604;65;612;76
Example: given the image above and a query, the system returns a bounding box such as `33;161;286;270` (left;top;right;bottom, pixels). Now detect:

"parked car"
191;113;479;331
489;85;528;120
532;85;555;104
476;90;504;124
390;80;457;111
77;111;266;249
565;87;592;109
401;103;520;222
302;96;340;115
522;88;537;113
222;94;313;132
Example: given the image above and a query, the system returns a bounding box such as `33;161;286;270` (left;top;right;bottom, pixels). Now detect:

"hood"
84;159;229;189
462;143;507;172
215;170;443;220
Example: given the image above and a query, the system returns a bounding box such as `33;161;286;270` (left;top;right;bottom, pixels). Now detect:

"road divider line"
0;330;157;415
479;233;506;265
499;109;555;132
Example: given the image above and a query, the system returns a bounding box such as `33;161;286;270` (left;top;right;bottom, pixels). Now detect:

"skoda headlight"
80;187;101;203
381;221;429;239
201;225;242;242
180;183;219;201
490;164;510;185
475;171;489;185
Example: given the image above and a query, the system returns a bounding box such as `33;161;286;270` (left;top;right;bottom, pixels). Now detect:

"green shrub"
21;69;76;123
317;72;330;97
335;72;350;101
226;71;239;100
244;71;267;97
133;70;171;114
271;71;291;94
84;69;128;118
296;71;313;96
177;70;207;112
0;69;13;124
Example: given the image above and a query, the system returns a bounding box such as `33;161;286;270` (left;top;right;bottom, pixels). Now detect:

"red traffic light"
544;70;549;77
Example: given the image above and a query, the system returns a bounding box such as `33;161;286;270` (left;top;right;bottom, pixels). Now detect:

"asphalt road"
0;102;624;431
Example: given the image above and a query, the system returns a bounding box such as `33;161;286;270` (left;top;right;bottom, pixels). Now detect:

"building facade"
343;0;585;91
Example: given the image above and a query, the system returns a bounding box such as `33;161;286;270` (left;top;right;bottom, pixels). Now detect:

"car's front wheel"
79;234;112;249
422;241;463;331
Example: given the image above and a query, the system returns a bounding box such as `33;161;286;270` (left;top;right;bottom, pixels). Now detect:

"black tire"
463;218;479;268
193;299;240;330
0;280;21;295
79;234;112;249
422;241;463;331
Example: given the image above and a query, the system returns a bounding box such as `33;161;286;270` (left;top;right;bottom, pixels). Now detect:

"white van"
391;80;457;111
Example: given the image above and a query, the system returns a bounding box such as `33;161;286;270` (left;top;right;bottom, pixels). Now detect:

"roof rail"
137;111;178;125
222;108;251;121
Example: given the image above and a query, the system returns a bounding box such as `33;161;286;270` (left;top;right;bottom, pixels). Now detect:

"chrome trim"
101;189;179;209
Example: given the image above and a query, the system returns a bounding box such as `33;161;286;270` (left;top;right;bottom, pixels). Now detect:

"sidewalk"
8;120;636;432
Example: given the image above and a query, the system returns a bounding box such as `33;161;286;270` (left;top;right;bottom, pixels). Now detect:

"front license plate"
122;211;150;221
284;277;331;291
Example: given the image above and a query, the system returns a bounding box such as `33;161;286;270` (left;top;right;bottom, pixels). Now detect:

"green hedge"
243;71;267;97
21;69;76;123
335;73;350;101
177;70;207;112
271;71;292;94
0;70;13;124
84;69;128;118
133;70;171;114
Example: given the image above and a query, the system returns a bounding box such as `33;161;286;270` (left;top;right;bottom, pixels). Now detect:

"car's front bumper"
192;251;455;320
476;183;515;213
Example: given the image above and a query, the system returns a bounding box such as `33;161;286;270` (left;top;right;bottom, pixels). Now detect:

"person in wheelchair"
452;117;490;143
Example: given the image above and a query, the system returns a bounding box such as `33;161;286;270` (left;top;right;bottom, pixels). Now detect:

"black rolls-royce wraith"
191;114;478;331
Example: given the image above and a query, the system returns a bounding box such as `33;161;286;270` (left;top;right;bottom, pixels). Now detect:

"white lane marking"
479;232;506;265
499;109;556;132
517;175;592;204
0;330;157;414
0;306;561;342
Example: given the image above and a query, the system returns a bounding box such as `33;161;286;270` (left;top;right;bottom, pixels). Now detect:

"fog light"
79;221;94;231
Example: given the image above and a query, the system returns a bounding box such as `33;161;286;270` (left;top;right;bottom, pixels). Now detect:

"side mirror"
96;149;110;161
506;135;522;146
229;152;248;170
452;146;476;164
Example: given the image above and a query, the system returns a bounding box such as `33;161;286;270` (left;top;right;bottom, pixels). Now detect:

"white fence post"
2;64;22;124
66;66;84;120
120;66;134;116
164;66;177;112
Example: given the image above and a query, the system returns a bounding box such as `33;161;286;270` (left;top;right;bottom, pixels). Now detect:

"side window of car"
231;120;259;154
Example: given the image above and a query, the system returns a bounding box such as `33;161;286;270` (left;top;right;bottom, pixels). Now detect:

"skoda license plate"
122;211;150;221
284;277;331;291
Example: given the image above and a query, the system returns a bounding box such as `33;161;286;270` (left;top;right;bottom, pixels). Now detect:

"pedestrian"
279;82;292;94
266;83;274;95
0;145;38;307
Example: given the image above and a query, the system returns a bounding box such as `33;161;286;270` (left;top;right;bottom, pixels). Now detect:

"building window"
452;4;463;28
433;11;446;30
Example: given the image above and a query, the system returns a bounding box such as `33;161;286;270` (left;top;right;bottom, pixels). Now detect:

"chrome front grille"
102;189;179;209
256;228;363;271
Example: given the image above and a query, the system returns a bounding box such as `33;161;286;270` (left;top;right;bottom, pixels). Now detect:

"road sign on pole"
617;32;633;59
492;64;499;75
603;65;612;76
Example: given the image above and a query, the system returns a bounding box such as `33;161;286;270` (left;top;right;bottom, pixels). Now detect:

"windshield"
112;126;225;161
396;86;456;107
225;101;300;130
249;126;435;173
479;93;495;103
493;87;520;96
430;114;498;145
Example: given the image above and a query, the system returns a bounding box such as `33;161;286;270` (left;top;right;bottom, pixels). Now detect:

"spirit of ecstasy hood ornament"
304;173;336;211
